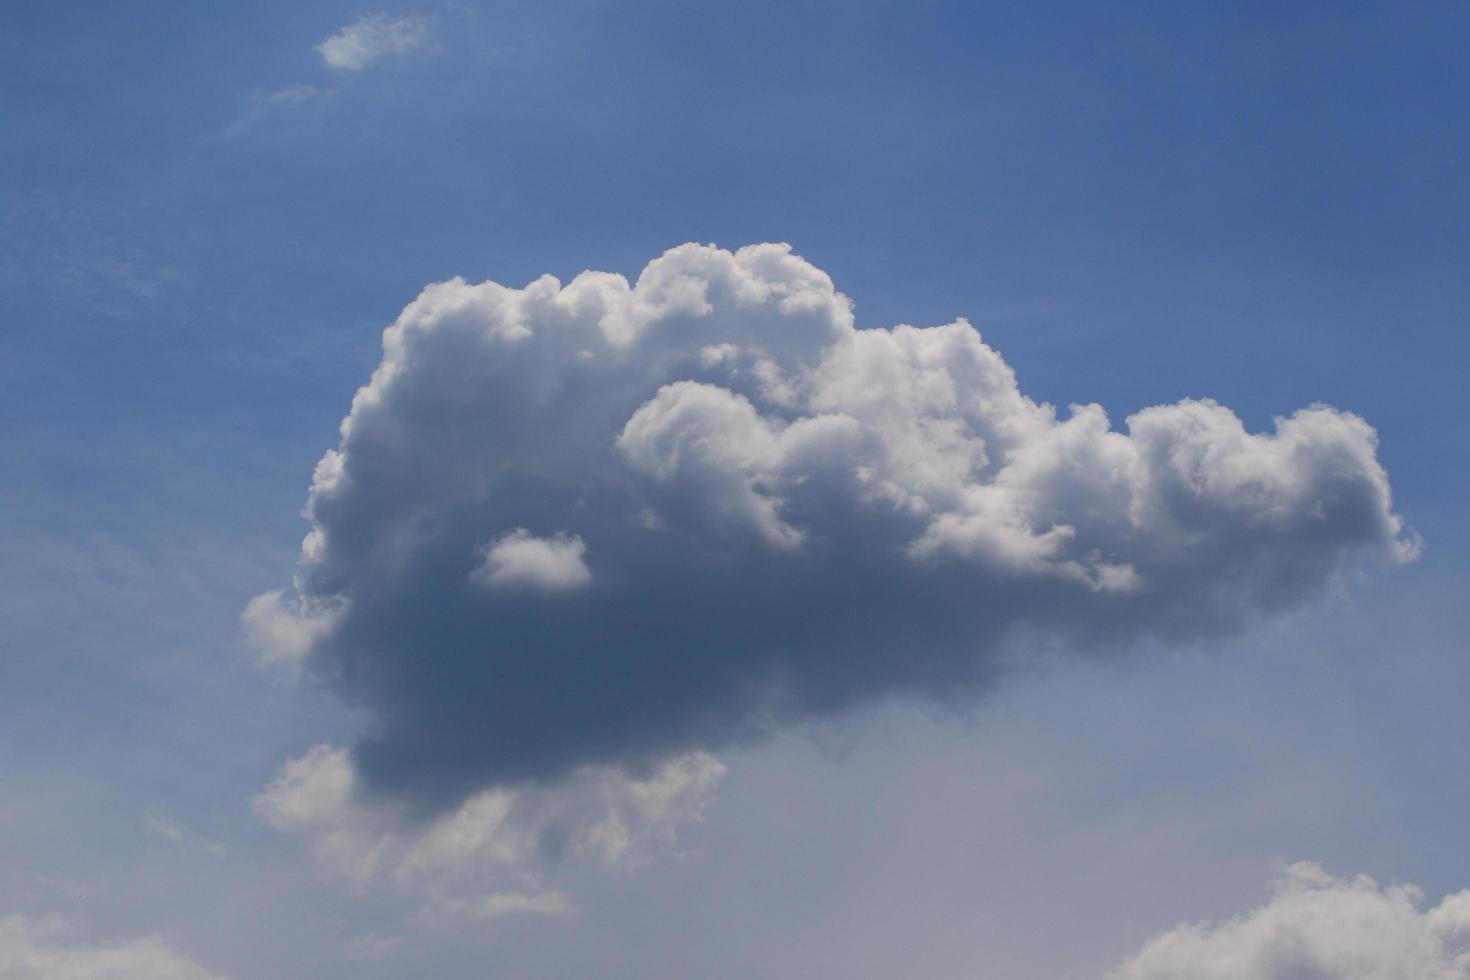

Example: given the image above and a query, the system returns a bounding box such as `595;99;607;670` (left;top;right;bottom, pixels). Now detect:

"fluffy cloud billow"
1110;863;1470;980
255;744;723;918
247;242;1414;809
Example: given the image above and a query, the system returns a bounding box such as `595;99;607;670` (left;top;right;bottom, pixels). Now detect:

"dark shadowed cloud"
246;243;1414;811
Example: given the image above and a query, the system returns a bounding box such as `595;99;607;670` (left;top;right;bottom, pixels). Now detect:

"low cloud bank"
247;242;1413;809
1111;863;1470;980
256;745;723;920
0;916;223;980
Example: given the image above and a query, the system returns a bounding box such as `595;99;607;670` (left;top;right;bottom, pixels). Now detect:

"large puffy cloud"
247;242;1414;809
0;916;224;980
1110;863;1470;980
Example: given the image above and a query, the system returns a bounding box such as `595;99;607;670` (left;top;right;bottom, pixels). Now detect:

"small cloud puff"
1110;862;1470;980
470;530;592;593
317;14;432;72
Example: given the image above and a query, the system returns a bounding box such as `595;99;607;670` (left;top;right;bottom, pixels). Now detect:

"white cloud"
1110;863;1470;980
619;381;809;549
470;529;592;593
0;916;224;980
256;744;723;917
317;14;432;72
240;588;341;668
251;241;1415;805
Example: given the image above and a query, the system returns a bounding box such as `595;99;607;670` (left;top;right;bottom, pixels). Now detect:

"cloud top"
1111;863;1470;980
317;14;431;72
248;242;1414;809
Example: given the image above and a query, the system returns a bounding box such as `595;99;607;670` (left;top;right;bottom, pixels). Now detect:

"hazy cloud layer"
0;916;224;980
256;745;723;919
1110;863;1470;980
248;242;1413;808
317;14;431;72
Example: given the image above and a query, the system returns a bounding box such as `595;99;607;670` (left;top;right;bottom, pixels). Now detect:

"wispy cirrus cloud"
223;84;322;136
225;13;434;135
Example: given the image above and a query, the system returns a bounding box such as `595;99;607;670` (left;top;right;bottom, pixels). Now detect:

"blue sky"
2;2;1468;977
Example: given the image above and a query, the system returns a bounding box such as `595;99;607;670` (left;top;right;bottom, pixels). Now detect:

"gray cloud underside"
249;243;1413;809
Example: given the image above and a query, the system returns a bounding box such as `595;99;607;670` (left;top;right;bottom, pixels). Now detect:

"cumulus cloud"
0;915;224;980
249;242;1414;809
317;14;431;72
255;744;722;918
1110;863;1470;980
